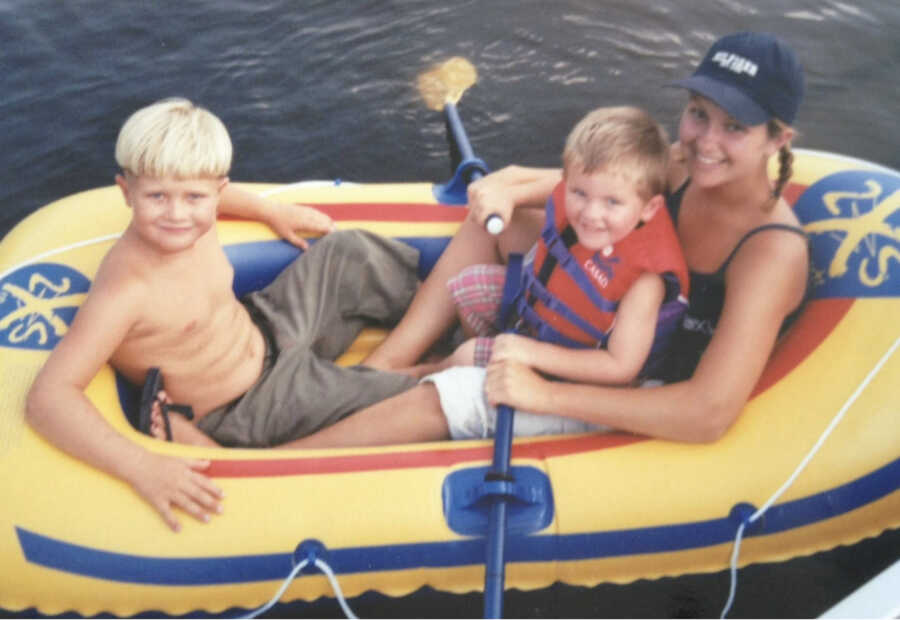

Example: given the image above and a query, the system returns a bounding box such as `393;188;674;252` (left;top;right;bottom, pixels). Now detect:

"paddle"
417;58;503;232
417;57;515;619
417;56;485;183
417;56;477;112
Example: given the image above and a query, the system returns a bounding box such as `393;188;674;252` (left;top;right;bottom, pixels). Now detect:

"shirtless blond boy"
26;98;420;531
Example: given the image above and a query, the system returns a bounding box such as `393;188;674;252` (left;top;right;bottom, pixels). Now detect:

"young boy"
25;98;421;531
284;106;690;447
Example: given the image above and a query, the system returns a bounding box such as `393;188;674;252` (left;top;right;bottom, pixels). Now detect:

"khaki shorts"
197;230;419;447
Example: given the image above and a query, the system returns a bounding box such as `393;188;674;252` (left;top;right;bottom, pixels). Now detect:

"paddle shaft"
444;102;505;237
484;404;515;619
443;97;515;618
444;102;478;175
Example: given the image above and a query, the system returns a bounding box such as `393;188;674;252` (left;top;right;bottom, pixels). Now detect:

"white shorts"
421;366;605;440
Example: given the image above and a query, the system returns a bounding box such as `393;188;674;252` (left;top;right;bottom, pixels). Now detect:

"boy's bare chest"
131;255;236;343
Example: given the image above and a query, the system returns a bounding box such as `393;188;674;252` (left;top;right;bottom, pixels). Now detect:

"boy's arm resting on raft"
219;183;335;248
484;227;808;443
491;271;665;385
25;274;224;532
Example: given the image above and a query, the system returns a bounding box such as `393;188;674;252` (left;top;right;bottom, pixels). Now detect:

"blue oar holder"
435;157;490;205
442;465;554;537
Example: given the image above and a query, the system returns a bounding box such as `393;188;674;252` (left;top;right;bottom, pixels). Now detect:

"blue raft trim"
225;237;453;297
15;457;899;585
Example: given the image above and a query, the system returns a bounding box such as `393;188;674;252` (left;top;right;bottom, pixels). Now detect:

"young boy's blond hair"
115;98;232;179
562;106;669;201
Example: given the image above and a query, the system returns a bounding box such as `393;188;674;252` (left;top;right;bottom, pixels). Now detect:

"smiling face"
117;173;226;254
677;94;784;189
563;165;661;252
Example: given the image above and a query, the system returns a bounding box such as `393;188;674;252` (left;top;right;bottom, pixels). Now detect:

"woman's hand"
127;451;224;532
489;333;536;365
484;358;551;412
265;202;335;249
467;173;517;229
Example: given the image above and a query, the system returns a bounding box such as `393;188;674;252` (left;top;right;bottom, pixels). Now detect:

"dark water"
2;0;899;240
2;0;898;617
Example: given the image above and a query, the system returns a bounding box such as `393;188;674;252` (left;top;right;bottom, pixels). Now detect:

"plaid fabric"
447;264;506;366
472;336;494;367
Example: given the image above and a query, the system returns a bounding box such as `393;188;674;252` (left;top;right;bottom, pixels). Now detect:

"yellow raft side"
1;151;898;616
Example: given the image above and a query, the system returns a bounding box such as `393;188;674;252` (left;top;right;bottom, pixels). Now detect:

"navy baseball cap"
671;32;805;126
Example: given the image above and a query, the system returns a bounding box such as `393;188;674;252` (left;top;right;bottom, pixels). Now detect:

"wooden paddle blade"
417;56;477;111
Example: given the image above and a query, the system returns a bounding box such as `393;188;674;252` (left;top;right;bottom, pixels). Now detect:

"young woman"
361;32;810;444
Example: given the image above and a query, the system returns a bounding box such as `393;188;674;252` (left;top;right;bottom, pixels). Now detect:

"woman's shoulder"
724;206;808;309
736;197;807;262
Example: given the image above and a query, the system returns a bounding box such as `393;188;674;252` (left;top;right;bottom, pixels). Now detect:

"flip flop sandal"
138;367;195;441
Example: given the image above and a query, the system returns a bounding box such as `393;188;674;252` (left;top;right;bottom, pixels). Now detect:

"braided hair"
768;118;795;206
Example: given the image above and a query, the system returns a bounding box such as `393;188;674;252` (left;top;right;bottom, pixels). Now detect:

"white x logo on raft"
711;51;758;77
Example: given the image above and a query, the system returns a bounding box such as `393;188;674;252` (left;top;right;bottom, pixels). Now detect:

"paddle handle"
485;214;504;235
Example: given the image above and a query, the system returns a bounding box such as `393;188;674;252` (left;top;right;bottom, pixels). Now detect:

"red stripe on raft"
751;297;854;397
206;433;643;478
310;202;469;223
783;181;806;207
220;203;469;224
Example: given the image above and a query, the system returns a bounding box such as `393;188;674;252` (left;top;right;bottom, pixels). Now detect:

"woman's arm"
484;231;809;442
466;165;561;228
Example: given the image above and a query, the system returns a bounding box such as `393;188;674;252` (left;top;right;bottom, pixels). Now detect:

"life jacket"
512;181;689;373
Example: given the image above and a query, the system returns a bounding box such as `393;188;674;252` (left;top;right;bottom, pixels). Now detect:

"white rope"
721;335;900;618
240;558;309;619
314;557;359;619
240;555;358;619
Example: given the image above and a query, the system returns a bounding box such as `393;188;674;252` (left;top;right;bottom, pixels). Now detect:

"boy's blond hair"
562;106;669;200
115;98;232;179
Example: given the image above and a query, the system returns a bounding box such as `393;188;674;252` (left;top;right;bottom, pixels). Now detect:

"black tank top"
655;181;809;382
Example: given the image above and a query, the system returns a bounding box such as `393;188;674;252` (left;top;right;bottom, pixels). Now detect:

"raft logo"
795;170;900;298
0;263;91;350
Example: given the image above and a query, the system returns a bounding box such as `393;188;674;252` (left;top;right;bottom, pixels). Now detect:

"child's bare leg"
389;338;478;380
363;209;543;370
362;216;498;370
390;361;446;380
277;384;449;449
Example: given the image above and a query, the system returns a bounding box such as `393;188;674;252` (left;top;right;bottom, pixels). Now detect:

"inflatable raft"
0;149;898;617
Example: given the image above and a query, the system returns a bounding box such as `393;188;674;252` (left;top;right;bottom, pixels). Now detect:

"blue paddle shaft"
484;404;516;618
445;101;506;236
443;97;514;618
444;101;476;164
491;405;515;473
484;499;509;618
